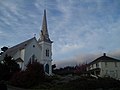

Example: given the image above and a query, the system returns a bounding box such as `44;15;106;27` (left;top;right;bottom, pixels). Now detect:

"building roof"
89;53;120;65
0;37;36;60
15;57;24;62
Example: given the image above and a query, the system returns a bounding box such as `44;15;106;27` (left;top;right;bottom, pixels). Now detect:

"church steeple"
39;10;52;43
42;10;49;39
38;10;53;75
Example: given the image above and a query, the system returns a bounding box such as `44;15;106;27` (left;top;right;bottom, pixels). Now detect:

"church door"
45;64;49;74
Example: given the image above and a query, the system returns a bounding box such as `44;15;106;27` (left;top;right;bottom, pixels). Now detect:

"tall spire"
39;10;52;43
42;10;49;39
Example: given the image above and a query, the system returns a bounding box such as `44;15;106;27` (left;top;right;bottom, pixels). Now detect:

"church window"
115;62;117;67
28;58;32;64
29;54;36;63
106;70;108;75
96;63;99;68
32;55;35;60
45;64;49;74
105;62;107;67
116;70;118;77
46;49;49;57
33;45;35;47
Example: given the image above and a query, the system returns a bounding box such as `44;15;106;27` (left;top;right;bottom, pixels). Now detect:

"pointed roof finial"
103;53;106;56
34;34;36;37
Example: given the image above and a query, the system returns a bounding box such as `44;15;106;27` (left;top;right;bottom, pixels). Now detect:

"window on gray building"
96;63;99;68
105;62;107;67
115;62;117;67
45;64;49;74
29;54;37;64
46;49;49;57
116;70;118;77
106;70;108;75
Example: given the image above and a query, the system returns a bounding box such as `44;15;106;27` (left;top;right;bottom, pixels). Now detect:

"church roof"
0;37;36;60
89;53;120;65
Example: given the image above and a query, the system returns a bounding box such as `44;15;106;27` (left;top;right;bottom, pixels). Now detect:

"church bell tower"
38;10;53;75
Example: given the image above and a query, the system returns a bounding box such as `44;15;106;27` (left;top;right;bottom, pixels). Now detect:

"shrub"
10;62;45;88
0;55;20;81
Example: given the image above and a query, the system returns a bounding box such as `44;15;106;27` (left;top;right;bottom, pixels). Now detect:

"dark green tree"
10;61;45;88
1;46;8;52
3;54;20;73
0;63;9;80
52;64;56;72
0;46;8;55
0;52;3;55
0;54;20;81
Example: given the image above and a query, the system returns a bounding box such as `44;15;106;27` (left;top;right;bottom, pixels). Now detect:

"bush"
10;62;45;88
62;77;120;90
0;55;20;81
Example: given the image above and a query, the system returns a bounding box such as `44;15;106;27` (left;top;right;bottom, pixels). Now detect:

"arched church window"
46;49;49;57
29;54;37;63
33;45;35;47
32;55;35;60
28;58;32;65
45;64;49;74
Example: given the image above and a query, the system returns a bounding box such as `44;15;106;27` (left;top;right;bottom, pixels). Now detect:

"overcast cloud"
0;0;120;68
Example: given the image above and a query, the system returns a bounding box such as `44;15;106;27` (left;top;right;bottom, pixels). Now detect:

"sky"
0;0;120;68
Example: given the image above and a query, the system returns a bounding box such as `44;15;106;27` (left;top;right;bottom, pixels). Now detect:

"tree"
1;46;8;52
26;61;45;81
0;54;20;81
0;52;3;55
52;64;56;71
3;54;20;73
0;63;9;80
0;46;8;55
10;61;45;88
74;63;87;75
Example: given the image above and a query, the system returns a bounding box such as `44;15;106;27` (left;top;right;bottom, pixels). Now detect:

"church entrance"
45;64;49;74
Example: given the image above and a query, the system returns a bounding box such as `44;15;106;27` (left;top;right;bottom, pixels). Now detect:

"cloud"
52;0;120;62
0;0;120;67
54;49;120;68
53;52;100;68
61;44;83;53
0;0;42;44
109;49;120;60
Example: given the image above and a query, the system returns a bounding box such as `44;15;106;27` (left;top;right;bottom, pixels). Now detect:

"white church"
0;10;53;75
